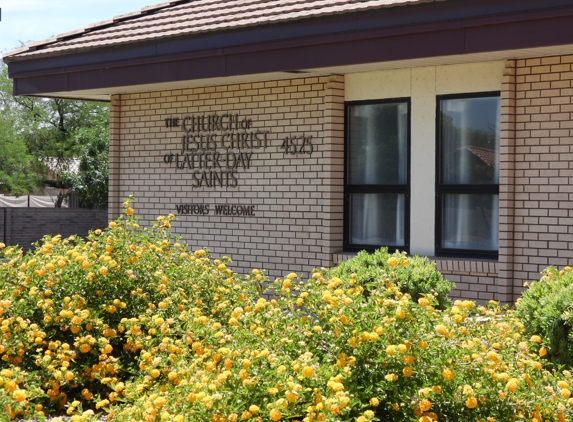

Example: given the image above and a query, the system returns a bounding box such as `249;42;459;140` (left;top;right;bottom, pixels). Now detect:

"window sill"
428;256;498;276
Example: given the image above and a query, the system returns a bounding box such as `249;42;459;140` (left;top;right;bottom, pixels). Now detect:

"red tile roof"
4;0;441;61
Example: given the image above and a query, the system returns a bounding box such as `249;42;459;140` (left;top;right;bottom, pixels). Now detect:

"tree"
0;60;109;207
0;116;40;195
59;123;109;209
0;64;40;194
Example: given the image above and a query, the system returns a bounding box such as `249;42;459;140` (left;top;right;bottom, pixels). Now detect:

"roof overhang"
5;0;573;101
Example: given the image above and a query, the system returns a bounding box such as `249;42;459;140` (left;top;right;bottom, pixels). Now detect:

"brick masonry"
109;76;345;280
0;208;108;253
108;56;573;302
502;54;573;301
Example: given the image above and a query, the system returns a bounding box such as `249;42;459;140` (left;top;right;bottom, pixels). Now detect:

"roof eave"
6;0;573;99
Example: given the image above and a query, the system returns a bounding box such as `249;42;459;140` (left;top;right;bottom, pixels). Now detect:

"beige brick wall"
109;76;344;279
108;57;573;302
501;55;573;300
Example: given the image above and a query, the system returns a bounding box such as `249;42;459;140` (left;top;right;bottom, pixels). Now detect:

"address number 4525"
280;135;313;155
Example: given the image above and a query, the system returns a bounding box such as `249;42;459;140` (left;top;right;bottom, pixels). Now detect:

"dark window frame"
435;91;500;260
344;98;411;253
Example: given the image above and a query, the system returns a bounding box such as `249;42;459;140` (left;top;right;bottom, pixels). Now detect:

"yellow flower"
387;257;399;267
530;335;541;343
99;266;108;276
369;397;379;407
539;347;547;357
12;389;26;402
465;396;478;409
269;409;281;421
435;325;448;336
506;378;519;392
385;373;398;382
419;399;431;412
154;396;167;408
95;399;109;409
442;368;454;381
126;207;134;216
403;366;413;377
463;385;474;396
248;405;260;414
302;366;314;377
487;351;499;361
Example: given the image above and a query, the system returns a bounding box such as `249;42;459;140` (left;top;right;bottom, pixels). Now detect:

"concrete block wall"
109;76;345;280
0;208;108;253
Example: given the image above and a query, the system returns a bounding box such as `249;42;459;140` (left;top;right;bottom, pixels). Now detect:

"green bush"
0;201;572;422
326;248;454;309
515;266;573;367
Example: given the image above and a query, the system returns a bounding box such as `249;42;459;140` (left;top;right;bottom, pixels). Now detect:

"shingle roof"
4;0;441;61
457;146;499;167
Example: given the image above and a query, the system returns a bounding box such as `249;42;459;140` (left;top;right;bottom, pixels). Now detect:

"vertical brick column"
498;60;517;303
318;75;345;267
108;95;121;220
509;55;573;294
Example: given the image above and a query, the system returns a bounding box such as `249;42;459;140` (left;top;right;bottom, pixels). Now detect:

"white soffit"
38;44;573;101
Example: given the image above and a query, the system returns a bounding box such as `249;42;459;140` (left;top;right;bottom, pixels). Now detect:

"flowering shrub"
0;200;572;421
326;249;454;309
516;266;573;367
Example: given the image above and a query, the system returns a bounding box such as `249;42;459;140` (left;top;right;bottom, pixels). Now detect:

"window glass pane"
348;102;408;185
440;97;500;185
349;193;405;246
442;194;498;251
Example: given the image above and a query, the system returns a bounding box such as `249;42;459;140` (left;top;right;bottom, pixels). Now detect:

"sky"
0;0;159;55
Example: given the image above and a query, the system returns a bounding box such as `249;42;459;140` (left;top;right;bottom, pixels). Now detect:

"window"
345;99;410;252
436;93;500;258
